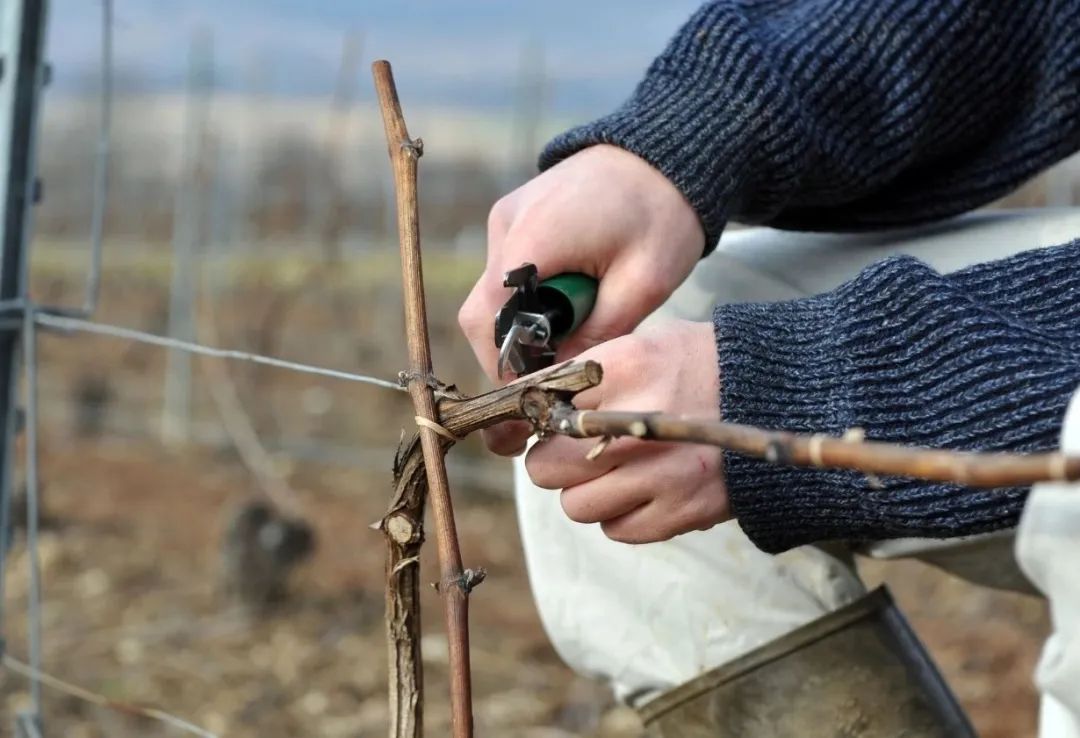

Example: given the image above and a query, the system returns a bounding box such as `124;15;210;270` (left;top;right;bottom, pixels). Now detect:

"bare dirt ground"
0;254;1050;737
2;438;643;737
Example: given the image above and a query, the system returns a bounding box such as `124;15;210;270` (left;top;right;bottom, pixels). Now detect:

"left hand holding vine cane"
524;319;731;544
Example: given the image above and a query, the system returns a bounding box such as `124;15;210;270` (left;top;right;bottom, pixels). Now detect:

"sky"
48;0;703;115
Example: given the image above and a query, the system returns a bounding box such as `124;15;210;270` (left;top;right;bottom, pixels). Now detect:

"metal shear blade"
497;313;552;379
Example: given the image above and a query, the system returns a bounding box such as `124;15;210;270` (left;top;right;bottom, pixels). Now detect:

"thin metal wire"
35;312;408;393
21;306;42;719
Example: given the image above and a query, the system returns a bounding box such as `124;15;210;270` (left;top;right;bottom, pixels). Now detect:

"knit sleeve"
713;240;1080;554
540;0;1080;252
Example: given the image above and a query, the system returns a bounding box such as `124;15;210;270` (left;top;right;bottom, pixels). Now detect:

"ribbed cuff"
711;254;1048;553
713;292;864;552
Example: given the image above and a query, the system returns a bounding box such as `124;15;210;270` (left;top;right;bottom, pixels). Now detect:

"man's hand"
525;320;729;544
458;145;705;455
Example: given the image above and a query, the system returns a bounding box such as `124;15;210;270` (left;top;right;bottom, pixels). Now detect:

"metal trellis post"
162;29;214;446
0;0;49;735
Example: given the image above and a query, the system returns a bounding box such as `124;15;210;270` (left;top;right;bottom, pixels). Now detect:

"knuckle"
601;334;650;382
456;300;477;334
578;307;645;349
457;292;488;339
625;263;668;309
644;509;686;543
525;450;560;490
487;196;516;237
676;497;712;532
639;282;668;312
502;222;543;262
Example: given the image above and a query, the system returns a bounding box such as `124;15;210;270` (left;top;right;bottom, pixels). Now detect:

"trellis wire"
5;312;410;736
36;312;408;392
8;304;404;736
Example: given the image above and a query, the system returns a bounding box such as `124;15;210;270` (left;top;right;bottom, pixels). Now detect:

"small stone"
116;637;143;665
300;690;329;716
202;712;228;736
76;568;110;598
599;705;644;736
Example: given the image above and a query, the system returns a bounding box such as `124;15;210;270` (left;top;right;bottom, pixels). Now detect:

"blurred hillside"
37;88;1080;254
37;91;580;250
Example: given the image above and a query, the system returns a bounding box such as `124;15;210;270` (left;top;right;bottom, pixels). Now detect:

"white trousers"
514;209;1080;710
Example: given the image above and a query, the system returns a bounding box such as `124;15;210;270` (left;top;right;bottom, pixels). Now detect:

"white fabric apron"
514;208;1080;708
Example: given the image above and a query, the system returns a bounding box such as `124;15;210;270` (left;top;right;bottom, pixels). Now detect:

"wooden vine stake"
371;61;603;737
373;60;475;738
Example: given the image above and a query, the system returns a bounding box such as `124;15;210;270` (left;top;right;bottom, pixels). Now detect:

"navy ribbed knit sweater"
540;0;1080;553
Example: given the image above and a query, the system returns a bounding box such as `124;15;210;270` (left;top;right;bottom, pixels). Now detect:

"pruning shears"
494;264;598;380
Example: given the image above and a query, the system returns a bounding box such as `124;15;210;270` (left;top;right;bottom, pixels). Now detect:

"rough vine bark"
381;362;602;738
534;403;1080;487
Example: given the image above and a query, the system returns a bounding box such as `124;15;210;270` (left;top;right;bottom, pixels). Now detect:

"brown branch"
196;299;301;517
373;58;449;738
373;59;503;738
538;404;1080;487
